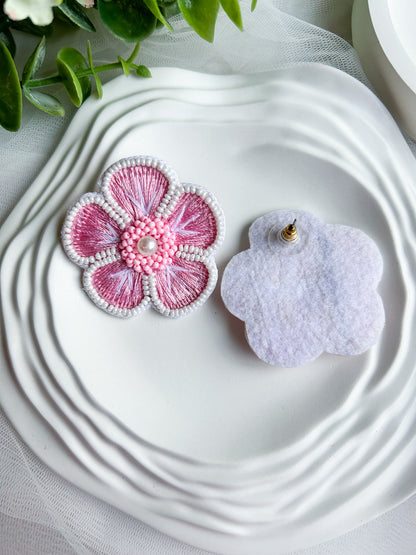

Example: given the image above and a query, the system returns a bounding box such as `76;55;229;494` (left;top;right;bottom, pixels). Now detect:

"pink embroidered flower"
62;156;224;318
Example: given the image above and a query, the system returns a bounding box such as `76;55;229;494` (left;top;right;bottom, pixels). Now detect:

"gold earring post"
281;219;298;243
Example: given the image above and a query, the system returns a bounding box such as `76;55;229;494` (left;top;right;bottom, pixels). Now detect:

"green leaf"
177;0;219;42
56;47;91;107
161;0;182;18
117;55;130;76
23;87;65;116
22;36;46;86
251;0;257;11
0;29;16;58
87;40;102;98
0;40;22;131
135;65;152;78
98;0;156;42
9;18;53;37
220;0;242;30
142;0;173;31
58;0;96;32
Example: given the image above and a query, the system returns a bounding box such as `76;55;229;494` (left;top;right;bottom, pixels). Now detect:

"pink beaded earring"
62;156;225;318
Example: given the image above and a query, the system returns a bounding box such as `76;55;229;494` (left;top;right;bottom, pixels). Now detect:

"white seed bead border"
82;255;218;319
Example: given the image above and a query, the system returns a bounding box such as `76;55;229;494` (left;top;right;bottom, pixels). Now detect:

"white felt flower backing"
221;210;385;367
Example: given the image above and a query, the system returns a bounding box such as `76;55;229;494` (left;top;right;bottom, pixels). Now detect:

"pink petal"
166;192;220;249
152;257;211;312
104;165;170;221
86;259;146;311
64;197;121;261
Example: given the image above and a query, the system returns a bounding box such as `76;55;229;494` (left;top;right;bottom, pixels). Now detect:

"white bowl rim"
369;0;416;93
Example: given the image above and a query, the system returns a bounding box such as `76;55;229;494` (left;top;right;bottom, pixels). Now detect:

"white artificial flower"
4;0;62;26
75;0;94;6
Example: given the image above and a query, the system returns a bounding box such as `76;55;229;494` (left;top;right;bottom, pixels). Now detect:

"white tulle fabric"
1;1;416;553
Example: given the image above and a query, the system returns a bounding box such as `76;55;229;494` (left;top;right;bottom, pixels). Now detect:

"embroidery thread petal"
166;189;223;251
83;257;149;317
102;158;177;222
62;193;124;267
149;256;217;318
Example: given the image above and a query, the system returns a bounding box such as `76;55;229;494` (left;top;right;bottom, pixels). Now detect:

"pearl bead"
137;235;158;256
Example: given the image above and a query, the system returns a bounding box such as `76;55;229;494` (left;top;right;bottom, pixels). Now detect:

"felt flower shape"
62;156;224;318
221;210;385;367
4;0;61;25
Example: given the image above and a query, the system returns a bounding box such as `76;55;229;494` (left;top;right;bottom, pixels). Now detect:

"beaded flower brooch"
221;210;385;367
62;156;224;318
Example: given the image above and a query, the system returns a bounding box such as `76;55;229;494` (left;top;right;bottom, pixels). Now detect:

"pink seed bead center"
119;217;177;274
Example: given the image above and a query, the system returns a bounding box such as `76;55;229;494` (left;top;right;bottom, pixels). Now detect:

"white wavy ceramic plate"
352;0;416;138
1;64;416;554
